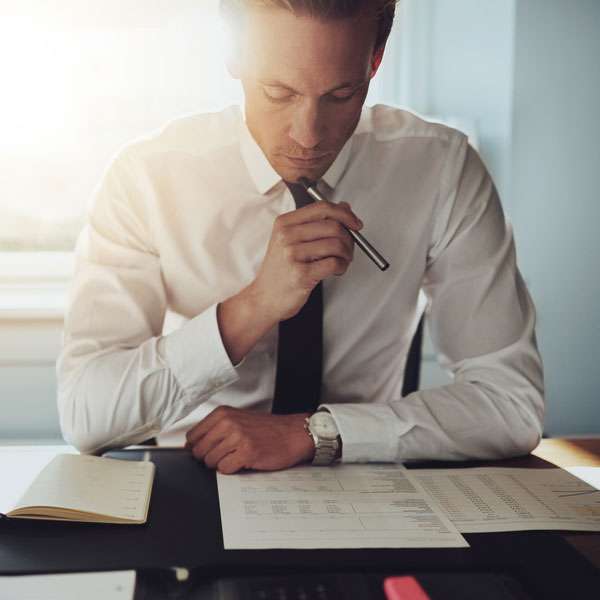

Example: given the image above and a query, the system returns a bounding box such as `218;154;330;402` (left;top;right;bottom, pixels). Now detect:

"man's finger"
203;439;238;469
217;451;245;475
292;238;354;265
186;405;234;446
191;420;233;460
278;201;362;231
283;219;354;248
306;255;349;280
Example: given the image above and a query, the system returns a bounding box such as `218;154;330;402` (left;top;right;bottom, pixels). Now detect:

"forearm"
391;380;543;462
58;339;184;454
58;303;243;454
323;340;544;463
217;284;278;366
324;388;542;464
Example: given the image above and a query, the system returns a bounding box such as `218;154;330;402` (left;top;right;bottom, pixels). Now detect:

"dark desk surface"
533;438;600;571
0;438;599;599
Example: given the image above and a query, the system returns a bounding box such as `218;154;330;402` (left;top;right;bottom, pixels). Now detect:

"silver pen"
298;177;390;272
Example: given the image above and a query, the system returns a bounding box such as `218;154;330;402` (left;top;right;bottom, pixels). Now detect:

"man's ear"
369;45;385;79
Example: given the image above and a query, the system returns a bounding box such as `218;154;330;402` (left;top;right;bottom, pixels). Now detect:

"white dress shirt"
57;103;544;459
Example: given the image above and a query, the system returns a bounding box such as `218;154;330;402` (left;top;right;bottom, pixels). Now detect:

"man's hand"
248;200;363;323
215;200;362;369
185;406;315;474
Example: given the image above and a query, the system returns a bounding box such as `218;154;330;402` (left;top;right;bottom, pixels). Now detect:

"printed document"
414;467;600;533
0;570;135;600
217;464;469;549
566;466;600;490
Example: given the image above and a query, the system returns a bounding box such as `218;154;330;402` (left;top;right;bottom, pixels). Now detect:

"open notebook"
1;454;155;525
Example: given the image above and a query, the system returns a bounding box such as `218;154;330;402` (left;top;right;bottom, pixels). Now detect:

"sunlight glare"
0;17;75;154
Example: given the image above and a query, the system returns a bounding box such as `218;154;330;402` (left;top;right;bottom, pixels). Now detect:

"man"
57;0;544;473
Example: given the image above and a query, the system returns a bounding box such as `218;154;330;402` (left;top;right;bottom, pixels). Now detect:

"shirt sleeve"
321;134;544;463
56;148;246;455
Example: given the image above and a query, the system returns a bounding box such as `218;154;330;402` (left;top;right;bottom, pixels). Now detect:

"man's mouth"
283;154;330;165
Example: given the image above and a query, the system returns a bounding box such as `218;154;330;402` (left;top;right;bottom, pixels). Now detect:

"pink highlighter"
384;576;432;600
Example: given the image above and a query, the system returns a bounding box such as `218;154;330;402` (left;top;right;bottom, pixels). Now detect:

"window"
0;1;406;255
0;0;242;252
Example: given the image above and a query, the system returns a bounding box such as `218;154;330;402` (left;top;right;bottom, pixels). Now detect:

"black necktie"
271;182;323;415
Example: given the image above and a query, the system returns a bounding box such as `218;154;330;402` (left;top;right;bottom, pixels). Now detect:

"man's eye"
329;91;357;103
263;88;294;103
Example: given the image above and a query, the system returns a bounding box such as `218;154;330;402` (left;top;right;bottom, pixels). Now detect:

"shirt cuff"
161;302;246;398
319;403;411;463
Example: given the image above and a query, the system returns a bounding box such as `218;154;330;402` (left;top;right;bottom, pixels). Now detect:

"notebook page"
0;446;78;515
12;454;154;522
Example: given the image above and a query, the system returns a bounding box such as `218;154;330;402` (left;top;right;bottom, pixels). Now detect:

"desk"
1;438;599;599
533;438;600;570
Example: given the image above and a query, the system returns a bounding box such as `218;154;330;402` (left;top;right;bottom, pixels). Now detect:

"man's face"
229;6;382;183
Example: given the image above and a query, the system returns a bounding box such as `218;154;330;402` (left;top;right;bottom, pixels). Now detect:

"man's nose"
289;100;324;150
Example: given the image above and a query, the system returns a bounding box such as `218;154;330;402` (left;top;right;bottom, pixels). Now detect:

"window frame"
0;252;73;320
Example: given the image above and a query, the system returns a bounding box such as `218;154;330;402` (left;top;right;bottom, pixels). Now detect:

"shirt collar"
239;108;354;195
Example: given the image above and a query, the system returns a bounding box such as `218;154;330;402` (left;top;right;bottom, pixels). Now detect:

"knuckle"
333;257;347;275
214;406;228;417
320;256;336;274
220;416;234;430
330;220;344;236
219;461;236;475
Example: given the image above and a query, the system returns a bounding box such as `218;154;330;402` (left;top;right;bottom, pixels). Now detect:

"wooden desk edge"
532;438;600;468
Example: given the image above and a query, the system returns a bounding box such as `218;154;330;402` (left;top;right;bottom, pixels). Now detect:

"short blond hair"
220;0;398;50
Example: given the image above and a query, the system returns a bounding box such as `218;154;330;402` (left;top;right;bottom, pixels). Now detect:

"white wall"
397;0;600;435
511;0;600;435
397;0;516;209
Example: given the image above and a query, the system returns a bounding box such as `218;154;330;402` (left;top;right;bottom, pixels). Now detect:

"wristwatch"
304;410;341;466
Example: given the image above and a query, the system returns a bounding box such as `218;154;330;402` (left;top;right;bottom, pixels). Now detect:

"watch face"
310;412;338;440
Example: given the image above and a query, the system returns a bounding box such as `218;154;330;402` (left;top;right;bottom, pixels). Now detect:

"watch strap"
305;414;340;466
312;437;339;466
